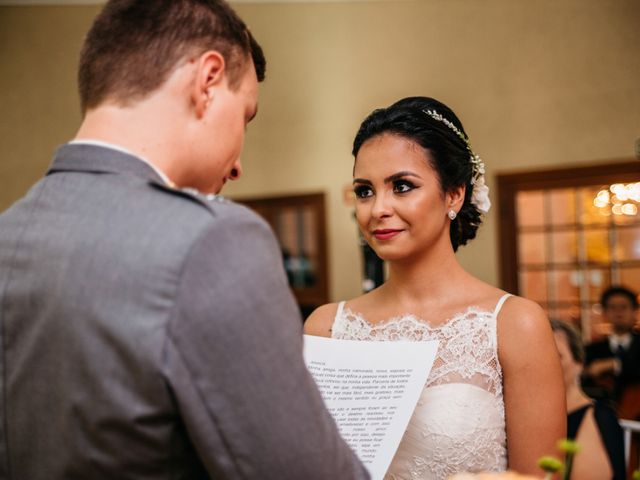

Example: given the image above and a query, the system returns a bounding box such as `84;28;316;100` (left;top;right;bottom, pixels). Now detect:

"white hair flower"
471;175;491;214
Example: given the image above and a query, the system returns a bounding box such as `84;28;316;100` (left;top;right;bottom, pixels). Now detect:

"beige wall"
1;1;639;302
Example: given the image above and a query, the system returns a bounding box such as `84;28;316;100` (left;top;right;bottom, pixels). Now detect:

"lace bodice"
331;295;510;480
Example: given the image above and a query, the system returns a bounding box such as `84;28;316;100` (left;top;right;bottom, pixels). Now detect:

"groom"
0;1;367;479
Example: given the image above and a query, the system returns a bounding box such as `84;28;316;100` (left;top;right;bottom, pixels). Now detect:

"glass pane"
300;208;318;257
517;191;545;228
610;182;640;225
579;185;610;226
587;269;610;303
581;183;640;226
615;227;640;261
620;267;640;291
550;269;580;304
553;304;581;325
518;232;547;265
550;231;577;264
276;207;318;289
611;207;640;226
584;228;610;263
276;208;296;253
519;270;548;303
549;189;576;226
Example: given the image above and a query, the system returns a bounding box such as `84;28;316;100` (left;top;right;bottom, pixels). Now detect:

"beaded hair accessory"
423;109;491;214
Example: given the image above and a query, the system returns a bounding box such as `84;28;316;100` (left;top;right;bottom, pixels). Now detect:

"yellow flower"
557;439;581;455
537;456;563;473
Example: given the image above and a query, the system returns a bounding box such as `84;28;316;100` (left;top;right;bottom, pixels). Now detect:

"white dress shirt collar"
609;332;632;352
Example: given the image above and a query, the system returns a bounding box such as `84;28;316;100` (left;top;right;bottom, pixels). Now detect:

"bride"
305;97;565;479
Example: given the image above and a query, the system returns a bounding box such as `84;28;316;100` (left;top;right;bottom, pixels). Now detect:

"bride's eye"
393;179;416;194
353;185;373;199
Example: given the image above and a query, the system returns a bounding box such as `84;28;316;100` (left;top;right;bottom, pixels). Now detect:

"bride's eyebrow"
352;178;372;185
353;171;422;185
384;171;421;183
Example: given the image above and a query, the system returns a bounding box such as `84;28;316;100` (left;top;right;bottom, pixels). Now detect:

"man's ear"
191;50;226;118
447;184;466;213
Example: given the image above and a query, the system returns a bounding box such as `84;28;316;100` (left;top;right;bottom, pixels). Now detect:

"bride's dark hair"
352;96;482;252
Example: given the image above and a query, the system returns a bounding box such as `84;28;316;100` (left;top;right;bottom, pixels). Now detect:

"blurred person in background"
584;286;640;418
552;319;626;480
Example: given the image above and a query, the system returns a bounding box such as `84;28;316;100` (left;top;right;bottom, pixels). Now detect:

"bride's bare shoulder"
304;303;341;337
498;294;547;323
496;294;552;354
304;291;378;337
468;281;546;324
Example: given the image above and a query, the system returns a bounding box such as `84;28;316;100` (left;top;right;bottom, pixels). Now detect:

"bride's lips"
372;229;403;240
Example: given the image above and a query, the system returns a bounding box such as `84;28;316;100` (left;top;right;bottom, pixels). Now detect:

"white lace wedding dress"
331;294;511;480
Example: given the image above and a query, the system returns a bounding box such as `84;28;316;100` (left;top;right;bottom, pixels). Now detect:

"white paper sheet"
303;335;439;480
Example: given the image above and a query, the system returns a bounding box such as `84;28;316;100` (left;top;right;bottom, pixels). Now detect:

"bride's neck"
384;244;468;305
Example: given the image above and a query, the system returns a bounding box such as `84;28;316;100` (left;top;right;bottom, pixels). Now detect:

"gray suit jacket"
0;144;368;480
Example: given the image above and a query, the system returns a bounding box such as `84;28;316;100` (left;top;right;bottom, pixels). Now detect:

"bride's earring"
448;209;457;220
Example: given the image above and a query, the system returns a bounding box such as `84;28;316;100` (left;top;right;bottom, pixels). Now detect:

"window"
497;160;640;339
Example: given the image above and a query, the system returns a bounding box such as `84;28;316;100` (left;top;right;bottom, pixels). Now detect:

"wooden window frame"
496;159;640;294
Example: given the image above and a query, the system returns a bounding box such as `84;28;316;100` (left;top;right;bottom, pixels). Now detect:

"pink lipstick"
372;229;403;240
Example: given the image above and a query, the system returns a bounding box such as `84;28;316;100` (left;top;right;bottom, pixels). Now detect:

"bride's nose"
371;191;393;219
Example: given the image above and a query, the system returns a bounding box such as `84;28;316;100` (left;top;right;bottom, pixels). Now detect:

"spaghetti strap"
493;293;512;317
335;301;346;322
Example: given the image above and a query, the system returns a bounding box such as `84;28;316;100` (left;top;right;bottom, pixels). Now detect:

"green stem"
563;454;574;480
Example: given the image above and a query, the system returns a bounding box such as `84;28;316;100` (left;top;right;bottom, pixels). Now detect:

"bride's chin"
369;248;406;263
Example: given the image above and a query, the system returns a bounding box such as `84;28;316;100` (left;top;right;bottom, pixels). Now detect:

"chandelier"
593;182;640;216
